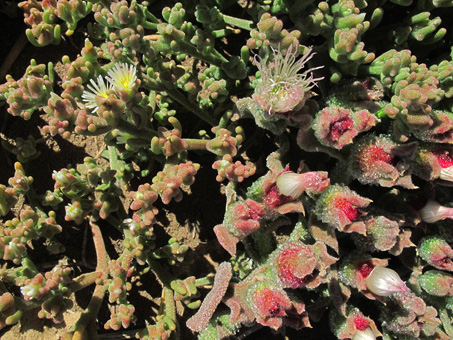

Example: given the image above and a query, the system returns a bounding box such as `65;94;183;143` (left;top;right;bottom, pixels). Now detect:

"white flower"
65;202;82;220
276;172;306;198
352;328;376;340
82;75;112;112
123;218;140;232
8;241;18;252
440;166;453;181
52;170;67;184
276;171;329;199
21;285;38;299
418;200;453;223
364;266;409;296
106;62;137;93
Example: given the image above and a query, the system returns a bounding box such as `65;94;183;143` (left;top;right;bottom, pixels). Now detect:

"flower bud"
417;199;453;223
275;171;329;199
352;327;376;340
364;266;409;296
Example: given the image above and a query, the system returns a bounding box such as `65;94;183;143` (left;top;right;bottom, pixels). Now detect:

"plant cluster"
1;0;453;339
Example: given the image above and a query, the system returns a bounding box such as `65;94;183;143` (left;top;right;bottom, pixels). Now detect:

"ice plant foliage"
252;45;323;116
3;1;453;340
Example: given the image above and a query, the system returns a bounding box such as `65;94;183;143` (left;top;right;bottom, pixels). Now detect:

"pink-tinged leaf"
308;215;339;254
186;262;232;332
214;224;240;256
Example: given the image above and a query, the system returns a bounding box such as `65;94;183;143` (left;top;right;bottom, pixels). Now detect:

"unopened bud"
352;327;376;340
418;200;453;223
364;266;409;296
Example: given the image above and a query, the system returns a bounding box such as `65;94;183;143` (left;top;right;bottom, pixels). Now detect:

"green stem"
177;40;228;66
143;21;158;30
79;125;113;136
212;28;238;38
90;219;110;272
218;110;233;129
73;283;106;340
184;138;208;150
194;276;213;287
164;287;179;340
146;256;175;287
116;119;157;140
222;14;254;31
164;87;217;126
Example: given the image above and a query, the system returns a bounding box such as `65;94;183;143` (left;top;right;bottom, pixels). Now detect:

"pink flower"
412;145;453;182
263;183;292;210
233;199;266;235
252;45;322;116
433;149;453;181
352;328;376;340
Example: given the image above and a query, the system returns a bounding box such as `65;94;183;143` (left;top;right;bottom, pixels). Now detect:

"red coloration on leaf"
357;261;375;279
354;315;370;331
276;243;316;289
264;184;292;210
329;117;354;141
232;199;265;235
252;287;291;319
335;197;360;221
245;199;266;219
361;145;394;166
433;150;453;168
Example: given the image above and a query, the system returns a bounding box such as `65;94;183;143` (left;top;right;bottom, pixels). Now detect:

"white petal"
365;266;409;296
352;328;376;340
440;166;453;182
419;200;453;223
276;172;304;199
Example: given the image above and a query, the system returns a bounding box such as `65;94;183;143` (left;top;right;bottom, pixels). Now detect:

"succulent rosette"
353;214;413;255
273;241;337;289
347;134;417;188
418;236;453;271
312;105;377;150
314;184;372;234
330;307;381;340
382;292;441;338
247;282;310;330
214;196;266;256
